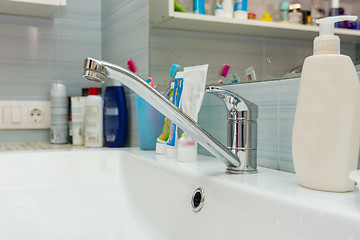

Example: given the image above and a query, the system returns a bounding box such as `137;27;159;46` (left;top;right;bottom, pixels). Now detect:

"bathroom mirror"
148;0;360;88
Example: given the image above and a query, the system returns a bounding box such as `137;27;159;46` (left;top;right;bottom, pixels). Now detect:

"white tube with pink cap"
178;64;208;162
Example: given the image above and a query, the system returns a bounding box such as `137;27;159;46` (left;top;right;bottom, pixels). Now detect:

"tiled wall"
198;73;360;173
102;0;149;147
102;0;149;79
0;0;102;143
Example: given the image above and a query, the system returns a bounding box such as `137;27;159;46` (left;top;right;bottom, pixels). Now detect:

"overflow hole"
191;188;205;212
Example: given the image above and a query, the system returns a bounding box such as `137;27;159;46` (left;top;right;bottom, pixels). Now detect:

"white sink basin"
0;148;359;240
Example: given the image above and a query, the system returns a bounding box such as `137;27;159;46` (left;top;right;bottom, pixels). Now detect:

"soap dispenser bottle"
292;16;360;192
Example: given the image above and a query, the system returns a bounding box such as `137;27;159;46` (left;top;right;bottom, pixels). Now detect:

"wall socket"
0;101;51;129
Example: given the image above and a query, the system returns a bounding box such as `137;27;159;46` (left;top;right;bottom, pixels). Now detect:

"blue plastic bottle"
193;0;205;14
103;86;128;147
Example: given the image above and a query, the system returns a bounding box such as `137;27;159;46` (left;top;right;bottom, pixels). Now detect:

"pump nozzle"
316;15;357;36
314;15;358;55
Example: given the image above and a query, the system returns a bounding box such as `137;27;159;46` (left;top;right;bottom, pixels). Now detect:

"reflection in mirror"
150;26;358;90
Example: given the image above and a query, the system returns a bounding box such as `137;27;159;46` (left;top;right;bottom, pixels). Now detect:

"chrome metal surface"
83;57;243;172
191;188;205;212
206;86;258;173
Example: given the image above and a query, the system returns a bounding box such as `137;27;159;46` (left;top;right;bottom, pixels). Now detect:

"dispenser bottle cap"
89;87;99;95
314;15;357;55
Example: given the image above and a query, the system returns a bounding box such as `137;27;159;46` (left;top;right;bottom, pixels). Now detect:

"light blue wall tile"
57;0;101;22
102;0;149;79
0;15;54;98
55;19;102;96
278;78;300;173
0;1;101;143
198;94;228;155
102;0;149;145
102;0;134;21
0;130;49;143
126;92;140;147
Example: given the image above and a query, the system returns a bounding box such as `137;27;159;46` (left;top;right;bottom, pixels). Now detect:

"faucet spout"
83;57;242;172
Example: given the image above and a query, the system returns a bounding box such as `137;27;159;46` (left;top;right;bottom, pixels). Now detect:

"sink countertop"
0;142;81;152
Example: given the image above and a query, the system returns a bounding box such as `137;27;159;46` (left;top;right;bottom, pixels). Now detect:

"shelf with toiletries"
150;0;360;43
0;0;66;18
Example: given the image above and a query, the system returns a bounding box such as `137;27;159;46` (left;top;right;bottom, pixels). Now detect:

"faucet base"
226;168;258;174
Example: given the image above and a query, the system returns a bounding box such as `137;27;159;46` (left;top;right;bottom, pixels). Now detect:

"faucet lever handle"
206;86;249;112
206;86;239;106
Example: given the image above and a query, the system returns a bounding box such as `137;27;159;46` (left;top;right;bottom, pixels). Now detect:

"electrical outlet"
29;108;44;123
0;101;51;129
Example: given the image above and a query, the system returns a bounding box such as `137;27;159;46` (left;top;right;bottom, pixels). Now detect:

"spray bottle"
50;80;68;144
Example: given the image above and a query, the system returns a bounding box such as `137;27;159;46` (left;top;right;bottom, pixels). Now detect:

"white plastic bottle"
222;0;233;18
50;80;68;144
234;0;248;20
292;16;360;192
84;87;103;148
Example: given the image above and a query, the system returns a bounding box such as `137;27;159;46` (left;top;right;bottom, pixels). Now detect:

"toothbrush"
163;64;181;97
146;77;155;87
231;73;240;83
219;64;230;79
217;64;231;84
127;59;138;74
128;59;155;87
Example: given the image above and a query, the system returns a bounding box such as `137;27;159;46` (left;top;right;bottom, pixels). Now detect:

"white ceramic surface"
0;148;359;240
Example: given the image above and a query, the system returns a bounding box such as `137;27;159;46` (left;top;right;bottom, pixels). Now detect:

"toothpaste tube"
155;82;175;155
166;72;184;157
178;64;208;162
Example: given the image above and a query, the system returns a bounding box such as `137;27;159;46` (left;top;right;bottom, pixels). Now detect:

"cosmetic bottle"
222;0;233;18
214;1;225;17
292;16;360;192
329;0;340;16
234;0;247;20
193;0;205;14
310;0;325;24
279;1;290;22
50;80;68;144
85;87;103;148
71;97;86;145
103;80;128;148
289;2;303;24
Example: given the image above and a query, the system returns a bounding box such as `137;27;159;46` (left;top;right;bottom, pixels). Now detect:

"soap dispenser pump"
314;15;357;55
292;16;360;192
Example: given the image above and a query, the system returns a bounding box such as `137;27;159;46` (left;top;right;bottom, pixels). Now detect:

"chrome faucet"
206;87;258;173
83;57;258;174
